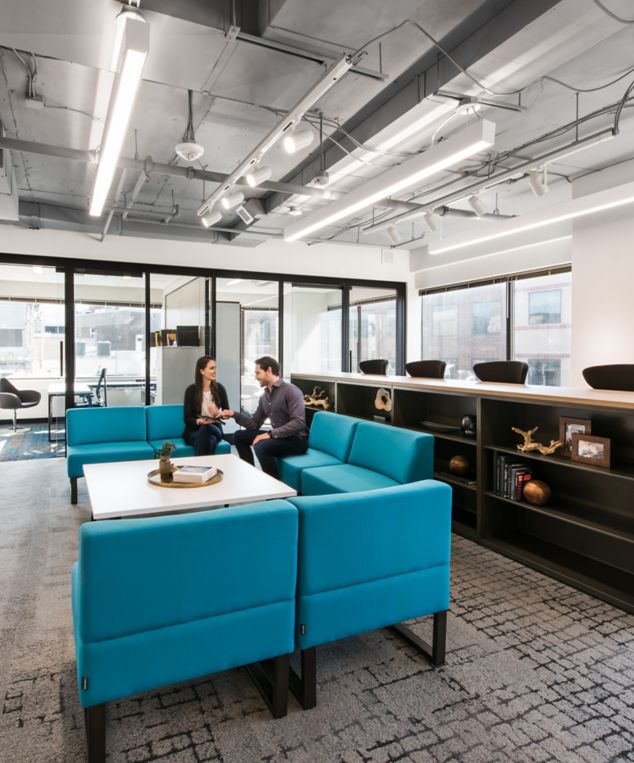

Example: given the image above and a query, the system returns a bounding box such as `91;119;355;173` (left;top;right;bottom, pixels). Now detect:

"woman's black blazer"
182;382;230;441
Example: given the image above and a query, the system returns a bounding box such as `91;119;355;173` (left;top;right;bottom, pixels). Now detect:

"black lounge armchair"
0;378;42;431
359;359;389;375
582;364;634;392
406;360;446;379
473;361;528;384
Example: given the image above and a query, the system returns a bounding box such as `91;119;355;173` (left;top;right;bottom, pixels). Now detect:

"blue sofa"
67;404;231;504
289;478;451;708
278;411;434;495
73;500;298;762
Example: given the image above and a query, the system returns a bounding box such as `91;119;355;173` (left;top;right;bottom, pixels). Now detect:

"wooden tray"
147;467;224;489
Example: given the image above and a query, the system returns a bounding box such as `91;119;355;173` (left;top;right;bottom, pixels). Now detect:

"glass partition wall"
349;286;397;374
283;283;342;375
0;254;405;461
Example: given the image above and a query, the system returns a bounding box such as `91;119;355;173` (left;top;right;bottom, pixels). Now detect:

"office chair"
359;359;389;375
405;360;446;379
473;361;528;384
582;364;634;391
76;368;108;407
0;378;42;431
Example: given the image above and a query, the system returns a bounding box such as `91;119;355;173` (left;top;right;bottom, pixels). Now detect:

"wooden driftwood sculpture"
303;386;331;410
512;426;562;455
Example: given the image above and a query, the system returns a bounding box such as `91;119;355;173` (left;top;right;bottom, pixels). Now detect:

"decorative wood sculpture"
512;426;562;456
303;386;331;410
374;387;392;413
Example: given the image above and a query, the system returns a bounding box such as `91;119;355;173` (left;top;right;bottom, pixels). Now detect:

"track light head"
220;191;245;210
528;170;548;197
468;194;488;217
245;165;272;188
386;225;401;245
201;209;222;228
283;125;314;154
424;212;441;232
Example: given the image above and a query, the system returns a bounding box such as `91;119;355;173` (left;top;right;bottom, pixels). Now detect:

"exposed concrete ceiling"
0;0;633;252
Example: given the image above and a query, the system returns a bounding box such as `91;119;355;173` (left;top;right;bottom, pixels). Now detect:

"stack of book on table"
173;464;218;483
495;454;533;500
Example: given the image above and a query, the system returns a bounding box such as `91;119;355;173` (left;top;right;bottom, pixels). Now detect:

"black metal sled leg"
71;477;78;505
246;653;290;718
85;703;106;763
289;647;317;710
390;610;447;667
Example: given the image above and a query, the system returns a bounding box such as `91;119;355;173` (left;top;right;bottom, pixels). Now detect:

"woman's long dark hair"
194;356;221;413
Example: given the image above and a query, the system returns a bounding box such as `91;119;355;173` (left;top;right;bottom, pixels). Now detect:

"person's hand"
253;432;271;445
197;417;211;425
220;409;235;419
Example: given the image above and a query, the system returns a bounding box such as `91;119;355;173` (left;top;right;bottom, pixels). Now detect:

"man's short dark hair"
255;356;280;376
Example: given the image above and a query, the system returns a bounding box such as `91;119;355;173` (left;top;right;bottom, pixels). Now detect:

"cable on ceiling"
592;0;634;23
543;65;634;93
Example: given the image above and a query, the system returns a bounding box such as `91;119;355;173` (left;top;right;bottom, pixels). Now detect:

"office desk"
47;382;92;442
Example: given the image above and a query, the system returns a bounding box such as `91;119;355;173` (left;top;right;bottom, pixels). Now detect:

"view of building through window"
349;287;397;373
421;270;571;385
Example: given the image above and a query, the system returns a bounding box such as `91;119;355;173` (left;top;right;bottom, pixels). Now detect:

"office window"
528;358;561;386
432;305;457;337
528;289;561;325
472;301;502;335
514;272;571;386
422;283;506;380
0;328;23;347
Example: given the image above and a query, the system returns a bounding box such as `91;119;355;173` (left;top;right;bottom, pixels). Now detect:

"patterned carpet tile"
0;459;633;762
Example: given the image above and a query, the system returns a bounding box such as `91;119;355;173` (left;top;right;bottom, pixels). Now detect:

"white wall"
570;160;634;384
0;225;410;282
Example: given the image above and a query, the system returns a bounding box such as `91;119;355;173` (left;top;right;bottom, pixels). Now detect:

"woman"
183;356;230;456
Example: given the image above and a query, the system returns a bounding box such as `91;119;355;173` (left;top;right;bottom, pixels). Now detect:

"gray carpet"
1;459;633;763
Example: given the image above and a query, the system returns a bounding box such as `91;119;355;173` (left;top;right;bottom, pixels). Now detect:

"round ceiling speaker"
175;141;205;162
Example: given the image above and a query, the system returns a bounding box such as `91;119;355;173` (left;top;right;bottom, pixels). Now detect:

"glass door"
349;286;397;373
0;262;65;454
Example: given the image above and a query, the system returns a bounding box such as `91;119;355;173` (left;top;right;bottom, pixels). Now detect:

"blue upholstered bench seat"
67;441;154;478
73;500;297;709
301;463;399;495
297;418;434;496
278;410;359;492
67;403;231;503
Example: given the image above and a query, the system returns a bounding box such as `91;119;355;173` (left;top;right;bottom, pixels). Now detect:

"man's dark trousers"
233;428;308;479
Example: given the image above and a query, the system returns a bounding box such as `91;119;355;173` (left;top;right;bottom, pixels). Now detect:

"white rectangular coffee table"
84;454;297;520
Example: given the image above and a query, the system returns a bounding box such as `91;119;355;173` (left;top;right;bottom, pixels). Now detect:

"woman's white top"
201;390;219;418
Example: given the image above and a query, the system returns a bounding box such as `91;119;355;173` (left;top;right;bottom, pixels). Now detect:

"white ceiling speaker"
528;169;548;197
175;90;204;162
468;194;488;217
221;191;245;210
386;225;401;245
424;212;441;232
283;125;314;154
201;209;222;228
245;165;272;188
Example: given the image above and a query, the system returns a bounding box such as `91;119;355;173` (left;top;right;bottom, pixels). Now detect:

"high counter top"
291;372;634;411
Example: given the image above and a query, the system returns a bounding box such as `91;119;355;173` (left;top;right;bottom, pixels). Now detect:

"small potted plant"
156;441;177;483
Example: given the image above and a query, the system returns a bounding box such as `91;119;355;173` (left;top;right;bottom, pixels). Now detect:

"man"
221;356;308;478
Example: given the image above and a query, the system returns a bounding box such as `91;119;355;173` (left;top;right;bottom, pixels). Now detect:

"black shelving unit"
292;373;634;613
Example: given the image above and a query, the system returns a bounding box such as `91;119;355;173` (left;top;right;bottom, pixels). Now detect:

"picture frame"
559;417;592;457
571;433;611;468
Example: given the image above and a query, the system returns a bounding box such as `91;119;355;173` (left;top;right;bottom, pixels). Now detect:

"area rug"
1;459;633;762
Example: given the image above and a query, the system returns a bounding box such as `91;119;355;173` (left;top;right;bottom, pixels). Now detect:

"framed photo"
571;433;611;468
559;417;592;457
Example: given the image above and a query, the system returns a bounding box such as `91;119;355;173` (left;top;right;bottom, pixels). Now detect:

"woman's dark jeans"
187;423;224;456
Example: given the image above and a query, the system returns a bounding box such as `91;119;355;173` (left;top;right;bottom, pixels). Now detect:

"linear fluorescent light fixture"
429;179;634;255
90;15;148;217
197;55;352;218
284;119;496;242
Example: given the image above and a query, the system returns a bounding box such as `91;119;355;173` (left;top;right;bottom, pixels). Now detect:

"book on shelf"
173;464;218;483
494;454;532;500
